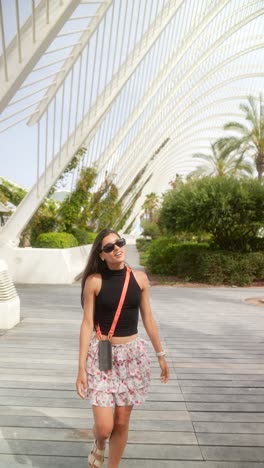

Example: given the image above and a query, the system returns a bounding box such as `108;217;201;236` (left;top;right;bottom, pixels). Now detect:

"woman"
76;229;169;468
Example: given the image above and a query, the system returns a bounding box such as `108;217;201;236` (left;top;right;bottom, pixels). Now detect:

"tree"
159;176;264;251
140;220;161;239
0;191;8;205
88;174;122;231
0;178;26;206
140;193;161;239
190;142;253;178
48;147;87;196
169;174;185;189
58;166;97;232
20;147;88;245
218;95;264;180
27;199;61;247
142;192;160;223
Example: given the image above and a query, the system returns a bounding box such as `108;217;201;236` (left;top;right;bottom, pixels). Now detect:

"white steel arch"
0;0;80;113
121;79;263;228
121;71;264;224
1;0;180;245
0;0;263;241
112;24;264;193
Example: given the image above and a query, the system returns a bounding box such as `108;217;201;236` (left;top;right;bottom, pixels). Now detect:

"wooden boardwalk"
1;246;264;467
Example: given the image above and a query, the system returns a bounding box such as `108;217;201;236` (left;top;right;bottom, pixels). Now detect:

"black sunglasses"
100;238;126;253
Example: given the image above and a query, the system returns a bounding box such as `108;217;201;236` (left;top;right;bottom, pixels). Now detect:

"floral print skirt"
86;335;151;407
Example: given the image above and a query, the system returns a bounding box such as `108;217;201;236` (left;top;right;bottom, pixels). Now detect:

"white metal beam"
99;3;264;185
114;33;264;195
27;0;113;125
143;76;263;186
0;0;80;113
120;74;263;226
0;0;182;246
95;0;231;175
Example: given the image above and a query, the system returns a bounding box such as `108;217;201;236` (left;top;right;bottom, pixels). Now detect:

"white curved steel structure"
0;0;263;243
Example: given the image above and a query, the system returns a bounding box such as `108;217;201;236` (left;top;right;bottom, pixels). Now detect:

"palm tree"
218;95;264;180
142;192;160;223
190;142;253;178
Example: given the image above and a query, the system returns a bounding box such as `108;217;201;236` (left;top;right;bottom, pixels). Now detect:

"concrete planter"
0;244;92;284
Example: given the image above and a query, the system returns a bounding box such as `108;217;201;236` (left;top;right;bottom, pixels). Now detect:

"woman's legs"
107;405;133;468
89;406;114;466
92;405;114;449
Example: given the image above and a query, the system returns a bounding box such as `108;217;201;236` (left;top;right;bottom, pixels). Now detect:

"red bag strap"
96;266;131;341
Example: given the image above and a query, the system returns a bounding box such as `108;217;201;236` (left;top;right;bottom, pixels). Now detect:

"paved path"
1;246;264;467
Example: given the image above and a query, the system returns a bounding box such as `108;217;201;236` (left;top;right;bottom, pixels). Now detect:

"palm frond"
218;95;264;179
234;154;253;175
224;122;249;135
192;152;210;159
188;165;209;178
240;164;254;175
242;96;258;128
192;153;212;161
216;137;242;155
216;137;236;149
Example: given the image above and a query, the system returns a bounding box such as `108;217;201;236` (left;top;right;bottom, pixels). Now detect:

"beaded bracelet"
156;351;166;357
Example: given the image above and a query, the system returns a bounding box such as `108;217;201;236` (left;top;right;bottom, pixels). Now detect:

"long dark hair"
81;228;121;308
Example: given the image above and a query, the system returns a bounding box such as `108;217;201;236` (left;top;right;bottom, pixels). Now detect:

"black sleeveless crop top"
94;266;141;337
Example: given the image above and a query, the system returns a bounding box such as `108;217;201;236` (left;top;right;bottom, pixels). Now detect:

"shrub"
73;229;97;245
35;232;78;248
141;220;161;239
159;176;264;251
136;238;152;252
146;240;209;275
29;199;60;247
145;238;264;285
246;236;264;252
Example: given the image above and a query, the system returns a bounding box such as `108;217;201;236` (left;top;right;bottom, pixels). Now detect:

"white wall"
0;244;92;284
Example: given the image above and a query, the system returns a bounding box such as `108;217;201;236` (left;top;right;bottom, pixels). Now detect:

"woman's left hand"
158;357;170;383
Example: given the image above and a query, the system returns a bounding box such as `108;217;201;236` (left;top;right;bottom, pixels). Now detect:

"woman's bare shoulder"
84;273;102;294
88;272;102;280
131;269;149;289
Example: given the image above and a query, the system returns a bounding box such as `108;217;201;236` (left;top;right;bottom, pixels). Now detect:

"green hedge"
140;221;161;240
145;239;264;286
72;229;97;245
35;232;78;248
159;176;264;251
136;237;152;252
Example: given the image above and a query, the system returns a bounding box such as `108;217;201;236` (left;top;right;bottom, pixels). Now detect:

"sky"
0;0;89;188
0;0;35;187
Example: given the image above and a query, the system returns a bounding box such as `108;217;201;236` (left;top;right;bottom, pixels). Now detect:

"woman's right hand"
158;357;170;383
76;369;88;399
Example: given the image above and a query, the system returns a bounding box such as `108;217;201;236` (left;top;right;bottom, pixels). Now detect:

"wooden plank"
190;412;264;422
201;446;264;462
0;439;197;461
0;427;197;444
0;415;194;432
1;246;264;466
196;433;264;446
194;422;264;434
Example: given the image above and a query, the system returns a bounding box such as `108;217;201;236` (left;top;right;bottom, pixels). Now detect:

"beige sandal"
88;440;105;467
